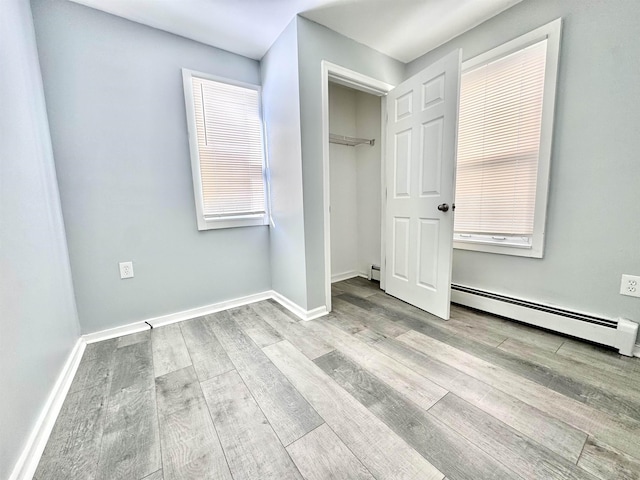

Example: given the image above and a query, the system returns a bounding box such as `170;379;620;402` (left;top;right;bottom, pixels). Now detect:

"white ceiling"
69;0;522;63
303;0;522;63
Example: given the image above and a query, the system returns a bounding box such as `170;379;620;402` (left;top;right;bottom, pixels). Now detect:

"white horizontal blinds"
192;76;266;218
455;39;547;236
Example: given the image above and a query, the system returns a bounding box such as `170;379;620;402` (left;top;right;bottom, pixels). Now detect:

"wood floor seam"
316;421;379;480
175;322;236;479
224;343;304;449
430;392;597;480
207;311;324;447
148;337;166;480
196;370;238;479
373;336;589;463
93;353;117;480
575;435;589;466
494;337;509;349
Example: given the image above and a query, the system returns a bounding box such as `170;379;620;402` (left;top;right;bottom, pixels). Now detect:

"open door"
384;50;461;320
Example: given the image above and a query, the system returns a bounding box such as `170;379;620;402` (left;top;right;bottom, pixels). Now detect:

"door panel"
394;129;411;197
392;217;410;281
385;50;461;319
395;92;413;120
420;118;443;196
422;74;445;109
417;218;439;290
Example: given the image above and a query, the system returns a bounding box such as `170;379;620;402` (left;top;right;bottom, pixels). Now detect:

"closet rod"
329;133;375;147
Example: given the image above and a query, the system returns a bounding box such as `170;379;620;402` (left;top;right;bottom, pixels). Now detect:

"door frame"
320;60;394;312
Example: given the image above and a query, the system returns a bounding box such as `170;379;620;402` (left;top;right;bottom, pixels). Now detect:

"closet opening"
328;82;381;283
320;61;394;312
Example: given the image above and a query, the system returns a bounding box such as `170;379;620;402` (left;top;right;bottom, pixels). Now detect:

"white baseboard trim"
9;338;86;480
302;305;330;321
147;291;273;328
83;289;328;343
83;291;273;343
270;291;329;321
331;271;359;283
331;271;370;283
83;321;149;344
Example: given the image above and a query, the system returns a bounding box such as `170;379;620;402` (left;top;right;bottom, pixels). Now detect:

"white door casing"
384;50;462;320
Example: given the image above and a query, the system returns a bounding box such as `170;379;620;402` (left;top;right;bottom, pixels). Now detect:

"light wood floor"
35;277;640;480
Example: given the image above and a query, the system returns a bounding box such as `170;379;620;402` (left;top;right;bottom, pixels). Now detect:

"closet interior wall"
328;82;382;282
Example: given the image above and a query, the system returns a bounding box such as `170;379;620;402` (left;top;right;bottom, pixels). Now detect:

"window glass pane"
454;39;547;236
191;77;266;218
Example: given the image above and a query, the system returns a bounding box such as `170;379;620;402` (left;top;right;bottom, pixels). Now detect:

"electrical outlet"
620;274;640;298
119;261;134;279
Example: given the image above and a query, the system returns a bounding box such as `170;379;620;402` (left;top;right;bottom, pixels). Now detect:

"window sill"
453;239;543;258
197;214;269;231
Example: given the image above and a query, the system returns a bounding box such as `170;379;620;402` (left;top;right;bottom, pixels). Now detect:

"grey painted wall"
355;90;383;278
0;0;80;477
296;16;405;309
407;0;640;320
32;0;271;333
262;19;309;308
329;84;359;278
328;84;383;280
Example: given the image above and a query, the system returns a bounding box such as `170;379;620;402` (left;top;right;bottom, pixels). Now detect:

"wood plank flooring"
36;277;640;480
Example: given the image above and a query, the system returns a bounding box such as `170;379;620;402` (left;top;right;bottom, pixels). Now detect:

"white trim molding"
83;321;150;345
181;68;270;231
453;18;562;258
331;272;371;284
270;291;329;321
9;339;86;480
84;291;274;343
148;291;274;328
331;271;361;284
84;289;327;345
320;60;394;315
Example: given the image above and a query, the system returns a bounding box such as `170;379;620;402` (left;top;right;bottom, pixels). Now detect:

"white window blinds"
191;76;266;219
454;39;547;236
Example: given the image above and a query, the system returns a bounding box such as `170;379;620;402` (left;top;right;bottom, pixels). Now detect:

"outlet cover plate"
119;261;134;279
620;274;640;298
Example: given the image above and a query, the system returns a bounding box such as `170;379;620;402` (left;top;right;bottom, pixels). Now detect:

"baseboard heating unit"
451;284;639;357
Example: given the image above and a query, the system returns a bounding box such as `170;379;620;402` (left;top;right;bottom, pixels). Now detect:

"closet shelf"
329;133;375;147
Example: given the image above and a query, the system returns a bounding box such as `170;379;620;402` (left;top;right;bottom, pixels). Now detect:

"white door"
384;50;461;320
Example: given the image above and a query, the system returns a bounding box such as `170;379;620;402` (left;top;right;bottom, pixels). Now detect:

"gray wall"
355;90;383;277
0;0;80;477
328;84;383;280
329;84;359;278
296;16;405;309
32;0;271;333
407;0;640;320
262;19;309;308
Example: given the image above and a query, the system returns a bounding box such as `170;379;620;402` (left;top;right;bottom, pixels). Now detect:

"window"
182;70;269;230
453;19;561;257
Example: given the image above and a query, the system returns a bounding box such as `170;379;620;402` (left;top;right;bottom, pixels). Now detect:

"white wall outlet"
119;261;134;279
620;274;640;298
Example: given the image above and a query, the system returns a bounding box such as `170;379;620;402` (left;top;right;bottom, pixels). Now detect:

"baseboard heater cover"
451;284;639;357
369;264;381;282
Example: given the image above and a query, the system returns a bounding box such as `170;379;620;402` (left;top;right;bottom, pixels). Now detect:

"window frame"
453;18;562;258
182;69;270;231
